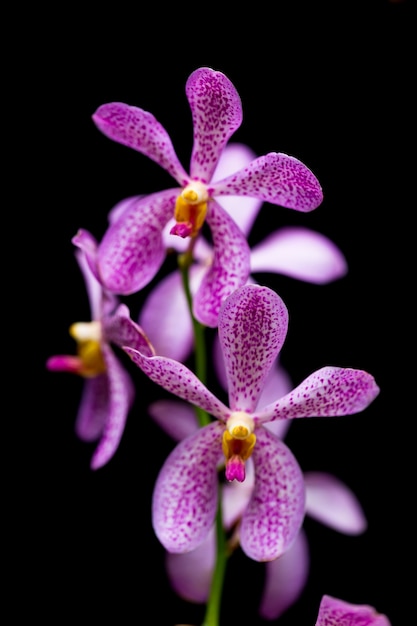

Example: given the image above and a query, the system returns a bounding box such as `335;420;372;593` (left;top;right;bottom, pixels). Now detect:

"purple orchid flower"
46;239;154;469
148;363;367;620
138;142;347;359
123;283;379;561
316;594;391;626
90;67;323;327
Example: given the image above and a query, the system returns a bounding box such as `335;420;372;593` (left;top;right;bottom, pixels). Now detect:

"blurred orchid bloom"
46;237;154;469
138;141;347;362
149;366;367;620
89;67;323;327
124;284;379;561
316;594;391;626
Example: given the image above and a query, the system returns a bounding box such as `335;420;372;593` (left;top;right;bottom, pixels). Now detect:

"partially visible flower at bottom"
46;241;154;469
316;594;391;625
172;595;391;626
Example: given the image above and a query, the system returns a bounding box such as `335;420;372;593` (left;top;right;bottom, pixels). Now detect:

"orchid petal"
250;226;348;284
257;360;293;408
165;527;216;603
96;189;177;294
89;346;134;470
104;304;154;355
212;143;262;236
213;333;292;439
259;529;309;620
240;428;305;561
193;201;251;327
74;247;107;320
213;142;257;180
316;595;391;626
255;366;380;424
92;103;190;186
218;284;288;412
211;152;323;212
305;471;367;534
259;364;293;439
72;228;102;285
138;270;194;362
107;195;144;225
124;348;230;422
72;233;129;325
186;67;243;182
152;421;224;553
148;399;199;442
74;375;109;441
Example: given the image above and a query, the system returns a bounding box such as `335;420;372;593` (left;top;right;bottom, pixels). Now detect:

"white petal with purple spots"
187;68;243;183
218;284;288;412
152;421;224;553
240;428;305;561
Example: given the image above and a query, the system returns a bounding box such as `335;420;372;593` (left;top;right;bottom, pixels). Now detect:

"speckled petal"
73;247;103;319
107;195;144;225
148;399;199;442
193;201;251;328
305;471;367;534
152;421;224;552
212;142;262;236
210;152;323;212
72;238;119;318
213;335;292;439
240;428;305;561
187;67;243;182
255;366;380;424
250;226;348;284
75;375;110;441
165;527;215;603
316;595;391;626
89;345;134;470
259;529;310;620
138;270;193;361
217;284;288;412
92;103;190;186
123;348;230;421
259;363;293;440
103;304;154;355
96;189;177;294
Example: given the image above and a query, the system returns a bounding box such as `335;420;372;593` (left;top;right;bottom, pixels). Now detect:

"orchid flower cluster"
47;67;390;625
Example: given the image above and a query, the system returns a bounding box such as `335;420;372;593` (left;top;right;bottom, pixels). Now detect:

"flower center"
69;321;107;377
170;181;208;238
222;412;256;483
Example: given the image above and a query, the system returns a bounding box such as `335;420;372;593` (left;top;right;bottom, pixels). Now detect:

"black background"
22;1;412;624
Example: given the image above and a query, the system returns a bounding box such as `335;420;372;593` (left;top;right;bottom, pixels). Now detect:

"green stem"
178;249;228;626
201;497;227;626
179;252;210;428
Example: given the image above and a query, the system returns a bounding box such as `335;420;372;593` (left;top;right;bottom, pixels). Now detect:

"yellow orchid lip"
69;321;106;377
222;411;257;482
